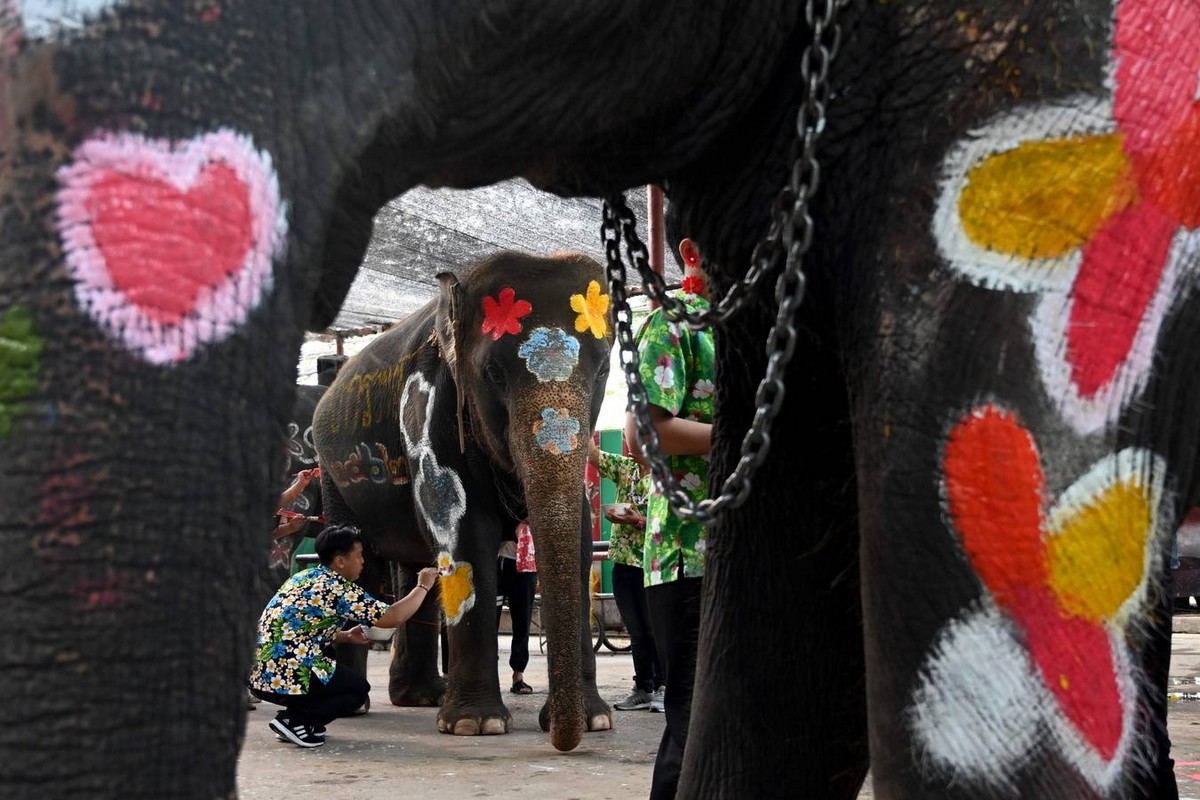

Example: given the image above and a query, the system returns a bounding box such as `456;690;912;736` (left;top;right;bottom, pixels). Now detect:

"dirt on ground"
237;626;1200;799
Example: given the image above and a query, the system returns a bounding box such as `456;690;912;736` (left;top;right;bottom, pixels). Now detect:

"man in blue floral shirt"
248;525;438;747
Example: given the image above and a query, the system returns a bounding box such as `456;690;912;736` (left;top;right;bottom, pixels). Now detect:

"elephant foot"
389;677;446;707
437;702;511;736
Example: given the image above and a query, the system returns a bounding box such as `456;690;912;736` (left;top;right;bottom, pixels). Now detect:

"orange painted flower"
934;0;1200;433
938;404;1164;767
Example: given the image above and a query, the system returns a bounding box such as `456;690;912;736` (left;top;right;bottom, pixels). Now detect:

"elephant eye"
484;360;507;389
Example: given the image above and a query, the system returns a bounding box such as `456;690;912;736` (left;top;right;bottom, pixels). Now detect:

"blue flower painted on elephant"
518;327;579;382
534;407;580;455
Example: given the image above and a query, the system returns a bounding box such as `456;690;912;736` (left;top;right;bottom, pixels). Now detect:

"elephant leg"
436;516;511;736
676;281;867;798
539;500;613;734
389;562;447;706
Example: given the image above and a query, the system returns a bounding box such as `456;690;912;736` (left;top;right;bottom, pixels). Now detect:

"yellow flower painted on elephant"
570;280;610;339
439;557;475;625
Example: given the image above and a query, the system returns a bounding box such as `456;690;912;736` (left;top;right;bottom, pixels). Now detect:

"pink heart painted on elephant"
56;129;288;364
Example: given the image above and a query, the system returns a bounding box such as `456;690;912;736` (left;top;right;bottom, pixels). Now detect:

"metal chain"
603;0;848;524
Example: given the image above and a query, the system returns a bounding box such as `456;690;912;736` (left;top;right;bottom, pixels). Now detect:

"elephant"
1;1;1198;798
311;250;614;744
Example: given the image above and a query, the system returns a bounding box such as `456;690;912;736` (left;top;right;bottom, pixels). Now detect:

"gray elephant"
312;250;614;746
2;2;1197;799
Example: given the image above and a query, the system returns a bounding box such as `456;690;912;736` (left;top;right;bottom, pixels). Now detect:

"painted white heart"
56;128;288;364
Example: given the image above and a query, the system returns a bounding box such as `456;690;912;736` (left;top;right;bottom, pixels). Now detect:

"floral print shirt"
637;290;715;586
596;450;651;568
247;565;390;694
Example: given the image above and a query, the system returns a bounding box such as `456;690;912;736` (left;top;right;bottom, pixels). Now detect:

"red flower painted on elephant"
480;286;532;340
910;403;1167;789
934;0;1200;433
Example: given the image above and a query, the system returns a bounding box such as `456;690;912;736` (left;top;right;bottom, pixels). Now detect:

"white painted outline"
401;372;473;625
910;602;1140;795
932;96;1113;294
16;0;118;40
909;601;1050;794
56;129;288;365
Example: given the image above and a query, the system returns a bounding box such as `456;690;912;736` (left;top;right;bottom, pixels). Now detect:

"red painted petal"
1113;0;1200;159
1066;202;1175;398
1010;586;1125;761
943;406;1047;609
86;165;254;326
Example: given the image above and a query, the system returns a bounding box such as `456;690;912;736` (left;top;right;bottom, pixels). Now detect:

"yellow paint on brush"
1046;479;1151;623
440;560;475;624
959;133;1137;258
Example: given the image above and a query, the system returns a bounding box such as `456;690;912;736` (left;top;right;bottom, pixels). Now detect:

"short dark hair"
315;525;361;565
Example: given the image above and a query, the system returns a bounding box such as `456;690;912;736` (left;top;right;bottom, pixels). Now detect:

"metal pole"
647;185;665;309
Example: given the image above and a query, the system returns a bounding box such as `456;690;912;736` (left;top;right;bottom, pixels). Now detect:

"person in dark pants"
626;238;715;799
496;520;538;694
588;438;661;711
248;525;438;747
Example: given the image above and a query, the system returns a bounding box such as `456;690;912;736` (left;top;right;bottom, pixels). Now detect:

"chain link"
603;0;848;524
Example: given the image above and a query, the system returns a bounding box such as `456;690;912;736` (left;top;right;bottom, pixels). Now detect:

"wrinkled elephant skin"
0;2;1197;799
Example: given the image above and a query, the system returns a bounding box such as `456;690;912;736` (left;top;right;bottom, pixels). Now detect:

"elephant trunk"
511;387;591;752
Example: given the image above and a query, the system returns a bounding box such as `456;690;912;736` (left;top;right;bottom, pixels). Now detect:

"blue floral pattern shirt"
247;565;390;694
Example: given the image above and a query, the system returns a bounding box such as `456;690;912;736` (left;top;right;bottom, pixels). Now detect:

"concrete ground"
237;622;1200;799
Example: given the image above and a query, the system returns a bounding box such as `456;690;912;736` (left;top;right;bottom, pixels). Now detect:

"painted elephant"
2;1;1198;798
311;250;614;744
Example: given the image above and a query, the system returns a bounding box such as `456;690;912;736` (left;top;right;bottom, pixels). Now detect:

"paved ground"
237;622;1200;798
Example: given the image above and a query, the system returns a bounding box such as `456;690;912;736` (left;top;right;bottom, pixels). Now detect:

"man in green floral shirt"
625;237;714;799
588;439;661;711
248;525;438;747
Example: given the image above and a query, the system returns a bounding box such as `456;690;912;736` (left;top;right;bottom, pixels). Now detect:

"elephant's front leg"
436;530;511;736
389;562;447;707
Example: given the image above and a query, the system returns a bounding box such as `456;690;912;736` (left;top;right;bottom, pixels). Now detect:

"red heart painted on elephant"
84;165;254;326
942;405;1137;762
56;129;287;364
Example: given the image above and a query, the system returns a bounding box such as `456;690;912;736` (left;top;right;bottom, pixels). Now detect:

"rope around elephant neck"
603;0;850;525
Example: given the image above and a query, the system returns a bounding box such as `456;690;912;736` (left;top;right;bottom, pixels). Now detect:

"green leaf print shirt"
596;450;651;568
247;565;390;695
637;290;715;586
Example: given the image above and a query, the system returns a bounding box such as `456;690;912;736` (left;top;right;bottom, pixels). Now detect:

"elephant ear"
435;272;467;453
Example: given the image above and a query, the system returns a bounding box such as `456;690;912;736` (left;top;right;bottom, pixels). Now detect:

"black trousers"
496;557;538;674
646;576;702;800
612;562;663;692
251;664;370;727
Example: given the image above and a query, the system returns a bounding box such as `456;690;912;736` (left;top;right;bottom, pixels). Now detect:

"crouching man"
247;524;439;747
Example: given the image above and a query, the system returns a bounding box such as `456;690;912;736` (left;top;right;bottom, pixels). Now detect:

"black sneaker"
274;722;326;743
269;715;324;748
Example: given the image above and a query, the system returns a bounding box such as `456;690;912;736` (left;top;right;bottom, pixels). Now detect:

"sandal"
510;680;534;695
